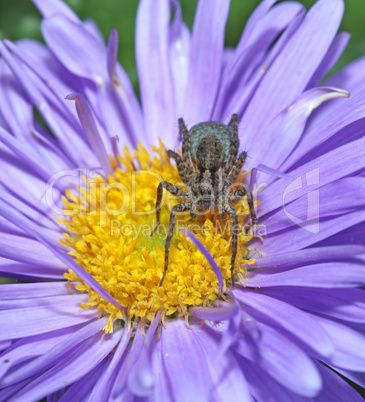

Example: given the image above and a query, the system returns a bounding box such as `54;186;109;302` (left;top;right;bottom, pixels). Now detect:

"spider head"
195;134;224;172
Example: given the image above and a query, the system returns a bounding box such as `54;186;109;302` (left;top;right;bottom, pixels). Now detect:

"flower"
0;0;365;400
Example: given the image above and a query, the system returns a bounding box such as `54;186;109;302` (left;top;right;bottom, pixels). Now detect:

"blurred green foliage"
0;0;364;90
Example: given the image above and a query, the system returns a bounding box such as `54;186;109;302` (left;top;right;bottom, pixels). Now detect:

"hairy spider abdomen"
195;134;224;171
189;122;238;164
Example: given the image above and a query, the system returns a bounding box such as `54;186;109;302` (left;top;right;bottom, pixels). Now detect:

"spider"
151;113;257;287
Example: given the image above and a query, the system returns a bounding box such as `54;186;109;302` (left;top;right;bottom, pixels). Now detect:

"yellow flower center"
59;142;257;330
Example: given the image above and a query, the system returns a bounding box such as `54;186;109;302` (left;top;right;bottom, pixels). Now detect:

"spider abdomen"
189;122;237;164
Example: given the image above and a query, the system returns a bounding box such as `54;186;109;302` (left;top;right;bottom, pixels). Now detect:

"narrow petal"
66;93;113;176
31;0;79;21
89;328;132;401
58;361;107;402
128;312;161;397
180;227;223;291
0;324;83;379
306;32;351;89
258;136;365;217
107;29;146;144
281;90;365;171
242;0;344;150
183;0;230;124
9;329;122;401
42;15;106;85
245;262;365;289
0;198;126;311
136;0;176;147
252;245;365;268
0;295;97;341
261;287;365;324
248;87;349;171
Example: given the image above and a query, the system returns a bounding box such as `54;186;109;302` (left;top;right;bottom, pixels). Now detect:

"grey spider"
151;113;257;287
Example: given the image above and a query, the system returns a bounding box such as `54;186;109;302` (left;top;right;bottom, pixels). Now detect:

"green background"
0;0;364;90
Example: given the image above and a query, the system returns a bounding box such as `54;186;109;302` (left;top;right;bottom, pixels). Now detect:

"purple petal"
0;281;74;300
242;0;344;152
66;93;113;176
318;317;365;371
58;361;107;402
128;312;161;397
0;40;90;166
325;55;365;92
112;323;145;396
252;245;365;268
306;32;350;89
0;295;97;341
194;326;252;402
0;235;64;270
159;319;213;401
136;0;176;147
31;0;79;21
106;29;146;145
42;15;106;85
215;1;304;120
260;177;365;237
0;324;83;379
0;259;64;280
190;301;237;322
182;0;230;124
0;198;126;311
281;90;365;171
9;328;122;401
250;163;294;190
0;60;33;139
238;357;308;402
235;289;333;356
314;362;364;401
180;227;223;291
169;0;190;115
237;321;322;397
245;262;365;289
250;87;349;172
89;328;132;401
261;287;365;324
258;136;365;217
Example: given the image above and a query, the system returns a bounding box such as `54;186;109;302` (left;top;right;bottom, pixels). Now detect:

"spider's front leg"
151;181;186;236
160;201;192;286
230;185;257;227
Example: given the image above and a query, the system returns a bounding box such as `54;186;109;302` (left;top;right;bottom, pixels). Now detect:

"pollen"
59;142;257;327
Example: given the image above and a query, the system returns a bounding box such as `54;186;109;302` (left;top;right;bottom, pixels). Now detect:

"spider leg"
224;113;239;175
166;150;192;185
229;186;257;226
160;201;192;286
151;181;186;236
222;202;239;287
227;151;247;183
179;118;195;174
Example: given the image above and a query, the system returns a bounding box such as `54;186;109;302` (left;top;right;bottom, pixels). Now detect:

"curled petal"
180;227;223;291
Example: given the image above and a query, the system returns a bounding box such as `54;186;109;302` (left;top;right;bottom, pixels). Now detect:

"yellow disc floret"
59;142;257;326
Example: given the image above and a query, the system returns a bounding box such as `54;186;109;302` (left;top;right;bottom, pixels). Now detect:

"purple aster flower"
0;0;365;400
